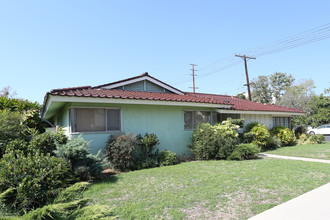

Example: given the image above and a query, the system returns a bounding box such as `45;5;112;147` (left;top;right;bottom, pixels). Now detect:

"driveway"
325;135;330;142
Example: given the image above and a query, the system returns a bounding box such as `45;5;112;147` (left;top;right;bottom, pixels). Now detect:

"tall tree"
277;79;315;112
250;76;272;103
270;72;295;103
0;86;17;98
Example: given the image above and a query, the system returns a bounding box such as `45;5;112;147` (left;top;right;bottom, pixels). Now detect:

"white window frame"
69;107;122;133
183;110;213;130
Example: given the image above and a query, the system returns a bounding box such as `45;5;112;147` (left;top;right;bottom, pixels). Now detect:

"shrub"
135;133;160;169
271;126;296;146
0;110;26;158
244;121;259;133
229;119;245;128
0;150;74;214
158;150;178;166
308;134;325;144
243;132;256;143
250;124;270;148
294;126;308;138
104;134;138;171
228;144;260;160
190;121;239;160
54;137;103;181
30;130;67;155
264;135;282;151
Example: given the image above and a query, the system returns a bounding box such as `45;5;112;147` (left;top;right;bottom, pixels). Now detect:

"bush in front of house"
244;121;260;133
271;126;296;146
190;121;240;160
308;134;325;144
250;124;270;148
105;134;138;171
54;136;103;181
228;143;260;160
264;135;282;150
135;133;160;169
158;150;178;166
0;150;74;214
229;118;245;128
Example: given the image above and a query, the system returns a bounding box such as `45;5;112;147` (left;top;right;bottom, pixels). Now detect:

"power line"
189;64;198;93
235;54;256;101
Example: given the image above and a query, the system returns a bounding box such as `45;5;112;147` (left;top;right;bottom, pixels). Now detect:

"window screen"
74;108;106;132
107;109;121;131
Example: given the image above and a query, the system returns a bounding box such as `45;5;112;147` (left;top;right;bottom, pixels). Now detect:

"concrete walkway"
249;154;330;219
260;153;330;164
248;182;330;220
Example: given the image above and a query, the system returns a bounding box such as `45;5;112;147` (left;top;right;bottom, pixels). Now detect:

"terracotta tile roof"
48;87;304;113
185;92;305;113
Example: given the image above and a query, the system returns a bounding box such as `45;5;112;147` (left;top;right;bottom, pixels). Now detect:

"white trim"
45;95;231;111
100;76;185;95
217;109;305;116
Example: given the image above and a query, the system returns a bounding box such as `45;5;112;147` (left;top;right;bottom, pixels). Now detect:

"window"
273;117;291;129
184;111;211;130
217;113;240;123
71;108;121;132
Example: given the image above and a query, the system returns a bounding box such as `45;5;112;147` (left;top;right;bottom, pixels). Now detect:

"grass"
84;158;330;220
265;142;330;160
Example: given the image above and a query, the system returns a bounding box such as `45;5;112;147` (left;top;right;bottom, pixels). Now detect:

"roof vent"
140;72;149;76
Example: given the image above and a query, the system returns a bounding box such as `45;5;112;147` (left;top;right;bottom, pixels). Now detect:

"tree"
277;79;315;112
0;86;17;98
236;93;247;100
270;72;295;103
250;76;272;103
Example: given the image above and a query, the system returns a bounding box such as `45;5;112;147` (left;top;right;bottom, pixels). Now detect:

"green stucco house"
42;72;304;154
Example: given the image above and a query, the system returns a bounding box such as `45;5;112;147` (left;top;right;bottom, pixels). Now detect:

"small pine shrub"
243;132;256;143
53;182;90;204
271;126;296;146
250;124;270;148
228;144;260;160
294;126;308;138
0;150;74;214
229;119;245;128
54;137;103;181
244;121;260;133
105;134;138;171
158;150;178;166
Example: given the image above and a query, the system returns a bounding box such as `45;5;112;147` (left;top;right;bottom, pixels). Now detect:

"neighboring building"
42;72;304;154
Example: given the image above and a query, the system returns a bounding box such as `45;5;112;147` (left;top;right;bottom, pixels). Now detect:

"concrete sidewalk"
260;153;330;164
248;182;330;220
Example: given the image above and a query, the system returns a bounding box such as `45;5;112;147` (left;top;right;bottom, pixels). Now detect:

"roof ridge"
51;86;91;92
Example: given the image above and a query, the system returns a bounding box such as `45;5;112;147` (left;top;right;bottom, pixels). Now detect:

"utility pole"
189;64;198;93
235;54;256;101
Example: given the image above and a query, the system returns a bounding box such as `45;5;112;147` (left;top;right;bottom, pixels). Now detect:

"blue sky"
0;0;329;104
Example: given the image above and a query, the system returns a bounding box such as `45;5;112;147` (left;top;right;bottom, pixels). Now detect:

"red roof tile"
47;87;304;113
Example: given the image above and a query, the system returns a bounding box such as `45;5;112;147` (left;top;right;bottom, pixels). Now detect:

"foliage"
270;126;296;146
0;110;26;158
308;134;325;144
228;144;260;160
0;96;45;133
294;126;308;138
15;181;116;219
250;75;272;103
243;132;256;143
190;122;239;160
158;150;178;166
270;72;295;103
0;150;74;214
229;118;245;128
30;130;67;155
236;93;247;100
105;134;138;171
250;124;270;147
244;121;260;133
135;133;159;169
55;137;103;181
264;135;282;151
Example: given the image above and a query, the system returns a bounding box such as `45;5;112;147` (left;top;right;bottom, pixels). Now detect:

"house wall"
57;102;214;155
240;114;273;129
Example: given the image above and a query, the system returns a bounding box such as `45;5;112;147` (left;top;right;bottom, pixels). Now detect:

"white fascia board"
101;76;184;95
47;95;232;109
217;109;305;116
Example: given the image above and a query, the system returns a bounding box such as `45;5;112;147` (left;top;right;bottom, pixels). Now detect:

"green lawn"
265;142;330;160
84;158;330;220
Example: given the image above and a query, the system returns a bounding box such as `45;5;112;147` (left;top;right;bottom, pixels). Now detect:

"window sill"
70;130;122;135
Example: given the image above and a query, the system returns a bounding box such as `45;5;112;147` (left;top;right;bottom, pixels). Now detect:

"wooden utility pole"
190;64;198;93
235;54;256;101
